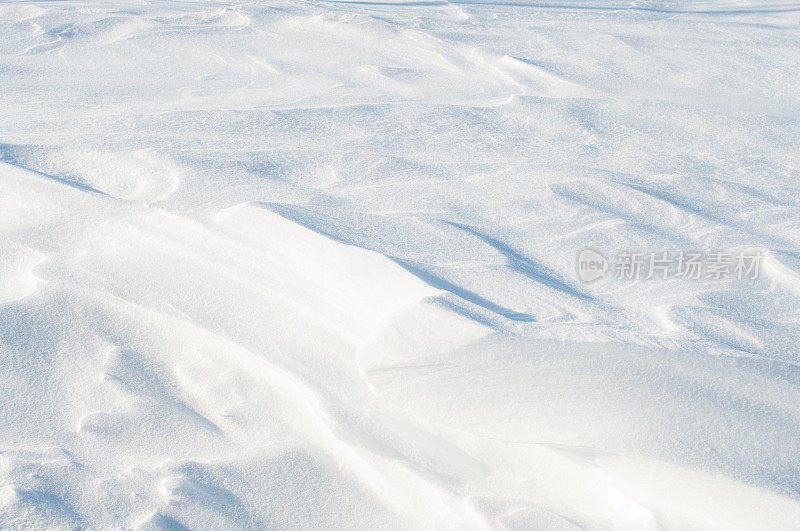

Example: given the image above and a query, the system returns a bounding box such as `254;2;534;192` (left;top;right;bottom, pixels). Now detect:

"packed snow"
2;0;800;528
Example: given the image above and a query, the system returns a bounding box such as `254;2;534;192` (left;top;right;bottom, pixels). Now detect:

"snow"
1;0;800;528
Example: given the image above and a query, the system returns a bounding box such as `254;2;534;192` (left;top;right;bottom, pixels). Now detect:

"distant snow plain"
1;0;800;528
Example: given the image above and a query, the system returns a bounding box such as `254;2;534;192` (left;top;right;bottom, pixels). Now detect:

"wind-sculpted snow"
1;0;800;528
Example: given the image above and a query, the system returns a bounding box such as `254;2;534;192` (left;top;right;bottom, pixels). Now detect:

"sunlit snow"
2;0;800;528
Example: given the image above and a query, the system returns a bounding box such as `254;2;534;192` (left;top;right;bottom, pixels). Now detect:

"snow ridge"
2;0;800;528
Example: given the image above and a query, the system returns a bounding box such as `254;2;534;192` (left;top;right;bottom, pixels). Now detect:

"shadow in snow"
0;143;110;198
256;202;536;323
442;220;595;302
390;257;536;322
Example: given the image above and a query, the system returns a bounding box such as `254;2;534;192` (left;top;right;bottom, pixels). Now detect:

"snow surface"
2;0;800;528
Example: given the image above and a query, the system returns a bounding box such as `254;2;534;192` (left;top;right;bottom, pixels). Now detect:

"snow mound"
1;0;799;527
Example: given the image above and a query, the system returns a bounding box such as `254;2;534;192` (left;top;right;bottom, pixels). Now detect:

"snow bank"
1;0;799;528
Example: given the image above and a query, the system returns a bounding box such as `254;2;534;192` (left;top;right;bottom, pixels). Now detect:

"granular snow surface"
2;0;800;528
